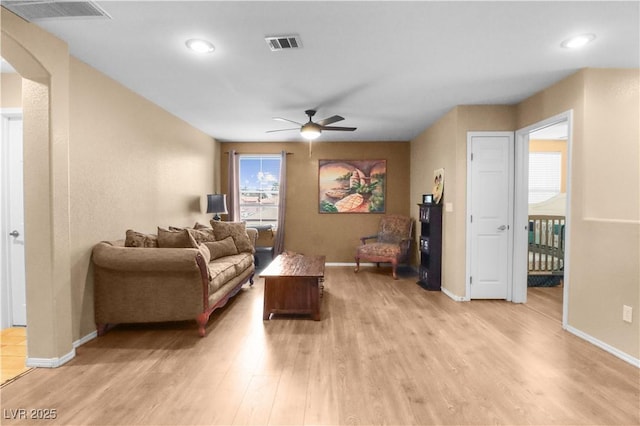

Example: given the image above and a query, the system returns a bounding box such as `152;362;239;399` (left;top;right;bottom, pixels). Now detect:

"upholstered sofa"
92;221;257;337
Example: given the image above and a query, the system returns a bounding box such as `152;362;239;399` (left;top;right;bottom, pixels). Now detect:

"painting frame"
318;159;387;214
433;168;444;204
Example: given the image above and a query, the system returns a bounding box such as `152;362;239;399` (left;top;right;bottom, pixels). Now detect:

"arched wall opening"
1;9;74;365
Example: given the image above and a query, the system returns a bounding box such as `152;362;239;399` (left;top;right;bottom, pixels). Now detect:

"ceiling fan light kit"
301;122;322;140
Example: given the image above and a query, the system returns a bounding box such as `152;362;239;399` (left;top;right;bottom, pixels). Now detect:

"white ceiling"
3;1;639;142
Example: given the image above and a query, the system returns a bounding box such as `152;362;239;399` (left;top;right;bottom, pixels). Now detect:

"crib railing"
528;215;565;275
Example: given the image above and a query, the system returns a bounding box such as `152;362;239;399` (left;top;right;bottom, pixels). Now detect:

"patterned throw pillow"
203;236;239;260
209;221;254;254
188;228;216;244
167;225;215;244
124;230;158;248
157;227;199;248
193;222;211;230
198;243;212;264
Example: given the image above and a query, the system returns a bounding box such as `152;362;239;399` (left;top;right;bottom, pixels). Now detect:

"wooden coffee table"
260;254;325;321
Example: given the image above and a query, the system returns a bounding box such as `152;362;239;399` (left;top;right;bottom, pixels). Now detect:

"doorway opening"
514;111;572;328
1;108;28;384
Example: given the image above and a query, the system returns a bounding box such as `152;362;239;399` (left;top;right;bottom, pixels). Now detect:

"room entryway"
514;111;572;326
1;109;28;384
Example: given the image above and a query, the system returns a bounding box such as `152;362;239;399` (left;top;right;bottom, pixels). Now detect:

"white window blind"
528;152;561;204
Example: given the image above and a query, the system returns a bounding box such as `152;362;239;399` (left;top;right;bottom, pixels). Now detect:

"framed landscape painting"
318;159;386;213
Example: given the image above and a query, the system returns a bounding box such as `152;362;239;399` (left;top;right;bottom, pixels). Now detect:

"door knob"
9;230;19;237
497;225;507;231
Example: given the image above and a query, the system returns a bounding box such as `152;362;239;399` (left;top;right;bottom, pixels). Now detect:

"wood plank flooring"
1;327;30;385
0;267;638;425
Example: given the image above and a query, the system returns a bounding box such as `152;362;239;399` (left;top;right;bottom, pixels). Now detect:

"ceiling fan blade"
273;117;303;126
317;115;344;126
266;128;299;133
321;126;357;131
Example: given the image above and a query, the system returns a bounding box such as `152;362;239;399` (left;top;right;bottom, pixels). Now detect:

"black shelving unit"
417;203;442;291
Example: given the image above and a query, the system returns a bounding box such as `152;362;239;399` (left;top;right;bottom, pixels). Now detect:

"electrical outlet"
623;305;633;323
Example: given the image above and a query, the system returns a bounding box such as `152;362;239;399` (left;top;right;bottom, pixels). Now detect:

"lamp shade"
206;194;228;220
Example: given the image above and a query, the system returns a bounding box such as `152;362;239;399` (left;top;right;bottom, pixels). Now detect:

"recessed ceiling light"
561;34;596;49
185;39;215;54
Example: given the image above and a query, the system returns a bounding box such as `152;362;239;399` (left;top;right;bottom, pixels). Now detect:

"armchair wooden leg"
354;257;360;273
391;260;398;280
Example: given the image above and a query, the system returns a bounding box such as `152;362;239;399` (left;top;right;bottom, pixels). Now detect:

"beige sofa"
92;222;257;337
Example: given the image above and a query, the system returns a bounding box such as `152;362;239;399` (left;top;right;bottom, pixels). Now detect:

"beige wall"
69;57;217;338
518;68;639;359
410;105;515;297
1;9;218;360
1;72;22;108
220;141;410;262
411;69;638;360
2;7;74;359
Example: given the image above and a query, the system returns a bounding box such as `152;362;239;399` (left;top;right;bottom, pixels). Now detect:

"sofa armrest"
92;241;203;272
246;227;258;249
92;241;209;327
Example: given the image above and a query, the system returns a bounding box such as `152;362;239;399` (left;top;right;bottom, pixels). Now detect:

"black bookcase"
417;203;443;291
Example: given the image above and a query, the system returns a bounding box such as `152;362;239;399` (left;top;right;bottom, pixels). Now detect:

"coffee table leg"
263;279;270;320
311;280;320;321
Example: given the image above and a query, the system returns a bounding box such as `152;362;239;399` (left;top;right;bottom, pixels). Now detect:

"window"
528;152;561;204
238;155;281;228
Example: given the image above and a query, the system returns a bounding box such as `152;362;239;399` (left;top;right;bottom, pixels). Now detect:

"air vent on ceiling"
2;0;111;22
265;35;302;51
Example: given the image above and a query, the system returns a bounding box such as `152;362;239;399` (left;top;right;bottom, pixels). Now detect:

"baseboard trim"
74;330;97;348
326;262;375;267
441;286;469;302
565;325;640;368
25;330;98;369
27;348;75;368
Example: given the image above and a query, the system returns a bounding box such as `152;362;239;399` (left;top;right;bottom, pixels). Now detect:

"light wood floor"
1;327;30;385
1;267;638;425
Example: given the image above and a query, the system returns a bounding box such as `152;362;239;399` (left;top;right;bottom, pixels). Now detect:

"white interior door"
1;113;26;326
467;132;513;299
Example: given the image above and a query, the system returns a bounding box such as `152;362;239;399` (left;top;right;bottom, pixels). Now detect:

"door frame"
465;131;515;301
1;108;24;328
513;110;572;328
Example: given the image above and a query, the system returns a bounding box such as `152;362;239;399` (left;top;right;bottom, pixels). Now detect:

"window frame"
237;154;281;229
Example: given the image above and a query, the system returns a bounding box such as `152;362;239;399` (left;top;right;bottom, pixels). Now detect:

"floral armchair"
354;214;413;279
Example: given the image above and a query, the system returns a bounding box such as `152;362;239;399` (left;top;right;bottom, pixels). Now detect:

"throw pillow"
194;222;211;230
204;236;239;260
188;228;216;244
210;220;254;254
124;230;158;248
197;243;212;264
157;227;198;248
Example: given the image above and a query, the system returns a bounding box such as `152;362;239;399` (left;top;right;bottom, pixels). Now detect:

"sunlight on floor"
1;327;30;385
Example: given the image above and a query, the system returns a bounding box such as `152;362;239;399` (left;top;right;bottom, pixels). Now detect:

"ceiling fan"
267;109;356;140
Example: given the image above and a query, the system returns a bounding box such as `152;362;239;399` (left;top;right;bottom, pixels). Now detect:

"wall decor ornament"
318;159;386;213
433;168;444;204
